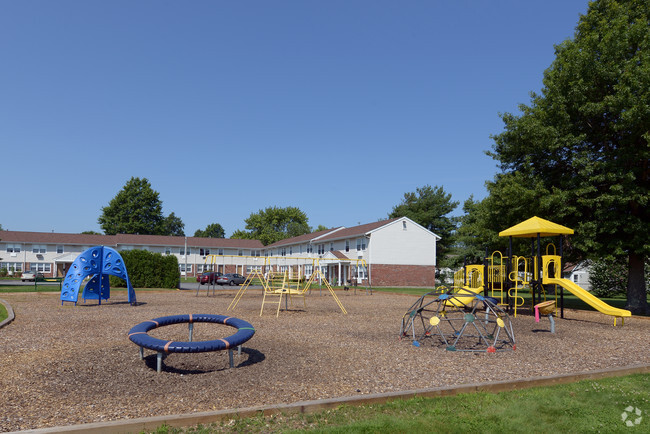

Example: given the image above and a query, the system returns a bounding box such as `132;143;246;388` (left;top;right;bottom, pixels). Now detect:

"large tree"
98;177;185;236
231;206;310;245
488;0;649;314
162;212;185;236
194;223;226;238
389;184;459;261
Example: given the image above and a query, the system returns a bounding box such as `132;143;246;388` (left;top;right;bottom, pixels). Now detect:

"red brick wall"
370;264;435;287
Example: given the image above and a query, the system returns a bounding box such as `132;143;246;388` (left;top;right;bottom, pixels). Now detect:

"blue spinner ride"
60;246;137;305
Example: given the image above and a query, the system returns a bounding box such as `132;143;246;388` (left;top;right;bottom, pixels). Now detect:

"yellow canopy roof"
499;216;574;238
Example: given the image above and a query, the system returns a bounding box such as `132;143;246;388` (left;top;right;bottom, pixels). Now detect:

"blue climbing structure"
60;246;137;305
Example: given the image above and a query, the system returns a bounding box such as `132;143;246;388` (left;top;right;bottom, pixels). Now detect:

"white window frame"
32;244;47;254
1;262;23;272
31;263;52;273
6;243;22;254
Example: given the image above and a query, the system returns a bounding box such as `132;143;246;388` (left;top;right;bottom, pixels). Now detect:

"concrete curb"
0;298;15;329
15;363;650;434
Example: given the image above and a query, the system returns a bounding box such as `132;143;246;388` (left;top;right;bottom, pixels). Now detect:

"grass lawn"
0;302;7;322
150;373;650;433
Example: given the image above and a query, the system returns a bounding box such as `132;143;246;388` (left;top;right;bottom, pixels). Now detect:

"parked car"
21;271;44;282
196;271;222;285
216;273;247;286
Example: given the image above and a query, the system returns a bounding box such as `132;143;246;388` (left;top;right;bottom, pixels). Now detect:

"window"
32;244;47;254
197;264;213;273
305;265;313;277
356;238;366;251
31;263;52;273
246;265;262;273
0;262;22;272
330;243;334;251
307;244;313;254
289;247;293;255
199;248;210;256
179;264;193;273
251;250;260;257
403;221;407;230
354;265;367;280
6;244;21;253
345;240;350;252
218;249;223;255
180;247;191;256
238;250;243;256
317;244;325;255
280;248;286;256
56;245;64;254
164;247;171;255
121;245;133;251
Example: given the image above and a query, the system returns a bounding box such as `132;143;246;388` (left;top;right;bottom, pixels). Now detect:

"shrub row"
109;249;179;288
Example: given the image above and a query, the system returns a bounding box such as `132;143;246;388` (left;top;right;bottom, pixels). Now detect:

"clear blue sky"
1;0;590;237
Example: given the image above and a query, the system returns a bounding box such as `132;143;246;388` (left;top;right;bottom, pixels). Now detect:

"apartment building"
0;217;439;287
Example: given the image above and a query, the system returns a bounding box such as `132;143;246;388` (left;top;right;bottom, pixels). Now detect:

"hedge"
109;249;180;288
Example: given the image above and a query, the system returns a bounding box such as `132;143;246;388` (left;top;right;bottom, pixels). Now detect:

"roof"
266;227;343;247
498;216;574;238
317;219;400;242
0;230;264;249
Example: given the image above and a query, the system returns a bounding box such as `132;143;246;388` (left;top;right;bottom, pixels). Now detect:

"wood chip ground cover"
0;290;648;431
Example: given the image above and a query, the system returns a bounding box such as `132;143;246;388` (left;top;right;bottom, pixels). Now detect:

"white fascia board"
366;216;441;240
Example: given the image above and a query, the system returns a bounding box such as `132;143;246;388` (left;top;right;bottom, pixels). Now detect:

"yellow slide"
445;286;484;308
545;278;631;319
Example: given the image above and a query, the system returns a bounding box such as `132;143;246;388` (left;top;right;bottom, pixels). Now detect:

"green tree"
389;185;459;261
81;230;101;235
231;206;310;245
162;212;185;236
314;224;330;232
194;223;226;238
488;0;649;314
98;177;185;236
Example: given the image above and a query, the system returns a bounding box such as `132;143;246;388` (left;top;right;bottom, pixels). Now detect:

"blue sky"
1;0;590;237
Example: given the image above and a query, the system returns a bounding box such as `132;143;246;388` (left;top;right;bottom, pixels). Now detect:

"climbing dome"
400;289;515;353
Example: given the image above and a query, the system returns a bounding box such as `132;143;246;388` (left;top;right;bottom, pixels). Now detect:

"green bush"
109;250;180;288
589;258;627;298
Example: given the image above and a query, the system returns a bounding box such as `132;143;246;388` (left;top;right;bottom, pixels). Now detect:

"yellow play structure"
456;217;630;325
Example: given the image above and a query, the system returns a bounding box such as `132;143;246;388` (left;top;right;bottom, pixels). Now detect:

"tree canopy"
98;177;185;236
231;206;310;245
194;223;226;238
486;0;649;314
389;184;458;261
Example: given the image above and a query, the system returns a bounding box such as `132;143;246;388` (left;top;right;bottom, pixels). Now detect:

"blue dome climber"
60;246;137;306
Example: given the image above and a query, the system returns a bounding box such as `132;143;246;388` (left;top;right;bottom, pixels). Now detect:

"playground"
1;288;649;431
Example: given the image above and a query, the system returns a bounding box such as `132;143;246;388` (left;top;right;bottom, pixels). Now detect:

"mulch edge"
0;298;15;329
16;363;650;434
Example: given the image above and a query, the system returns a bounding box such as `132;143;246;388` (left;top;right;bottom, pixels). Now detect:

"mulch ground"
1;288;649;432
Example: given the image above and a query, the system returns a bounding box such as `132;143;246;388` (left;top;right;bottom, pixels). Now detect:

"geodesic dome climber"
60;246;137;305
400;286;515;353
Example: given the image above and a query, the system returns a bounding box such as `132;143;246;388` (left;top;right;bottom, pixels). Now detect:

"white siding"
368;219;436;266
